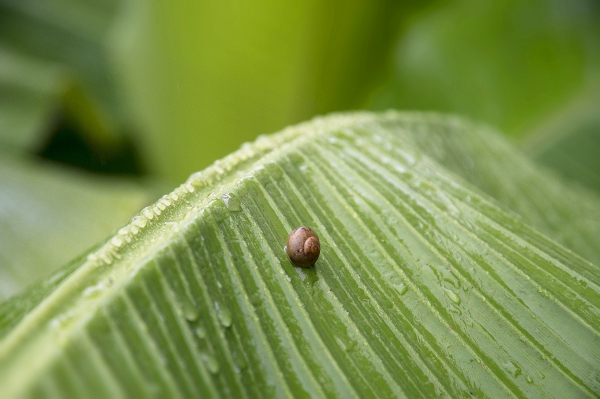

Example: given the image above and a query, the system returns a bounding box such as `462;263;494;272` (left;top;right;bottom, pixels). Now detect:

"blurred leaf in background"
372;0;594;134
115;0;424;181
0;0;599;298
0;0;156;298
0;0;130;152
370;0;600;190
0;156;151;300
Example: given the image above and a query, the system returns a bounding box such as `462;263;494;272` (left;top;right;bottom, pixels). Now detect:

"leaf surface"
0;157;154;300
1;112;599;398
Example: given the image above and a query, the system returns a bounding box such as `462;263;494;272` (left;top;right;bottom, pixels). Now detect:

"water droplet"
443;276;459;288
504;361;521;378
101;254;113;265
399;284;409;296
294;267;308;281
182;301;199;322
189;325;203;339
202;353;220;374
50;312;76;330
293;266;319;285
83;281;107;298
221;193;241;212
249;292;263;308
232;350;247;372
444;288;461;304
449;305;462;315
215;302;232;327
131;215;147;228
160;197;171;207
514;368;522;378
142;206;155;220
526;376;533;384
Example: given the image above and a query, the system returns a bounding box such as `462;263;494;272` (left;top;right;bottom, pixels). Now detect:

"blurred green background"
1;0;599;299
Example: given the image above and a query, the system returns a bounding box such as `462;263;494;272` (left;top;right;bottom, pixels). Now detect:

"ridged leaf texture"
1;112;599;398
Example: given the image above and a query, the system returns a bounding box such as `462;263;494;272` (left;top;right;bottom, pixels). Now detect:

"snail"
286;227;320;268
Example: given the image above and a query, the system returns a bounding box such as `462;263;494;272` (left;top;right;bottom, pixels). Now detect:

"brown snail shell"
286;227;320;268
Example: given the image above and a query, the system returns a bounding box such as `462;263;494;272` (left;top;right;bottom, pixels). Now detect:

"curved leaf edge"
0;111;599;398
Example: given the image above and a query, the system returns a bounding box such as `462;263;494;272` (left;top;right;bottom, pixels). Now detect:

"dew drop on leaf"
202;353;220;374
514;368;522;378
399;284;409;296
221;193;241;212
194;327;206;339
182;301;199;322
215;302;232;328
444;288;461;304
232;350;247;372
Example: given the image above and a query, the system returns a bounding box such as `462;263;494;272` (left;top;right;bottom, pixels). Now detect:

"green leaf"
1;112;599;398
373;113;600;267
519;79;600;194
0;0;130;155
373;0;599;137
0;156;154;300
114;0;424;180
0;45;64;151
